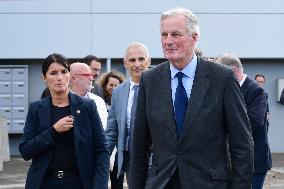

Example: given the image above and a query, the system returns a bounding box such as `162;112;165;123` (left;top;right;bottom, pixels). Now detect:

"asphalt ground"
1;153;284;189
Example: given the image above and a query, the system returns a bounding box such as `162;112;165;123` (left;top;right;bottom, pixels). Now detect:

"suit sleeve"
105;89;119;154
19;103;57;161
246;86;267;130
224;74;254;189
129;73;152;189
88;100;110;189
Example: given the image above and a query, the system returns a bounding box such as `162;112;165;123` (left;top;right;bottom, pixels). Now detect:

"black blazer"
19;92;109;189
241;77;272;173
130;57;254;189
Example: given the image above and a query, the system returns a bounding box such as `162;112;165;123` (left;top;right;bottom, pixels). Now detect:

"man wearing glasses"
70;62;108;129
83;55;105;100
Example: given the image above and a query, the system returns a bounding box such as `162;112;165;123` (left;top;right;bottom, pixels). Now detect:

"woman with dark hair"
97;71;125;110
97;71;125;189
19;53;109;189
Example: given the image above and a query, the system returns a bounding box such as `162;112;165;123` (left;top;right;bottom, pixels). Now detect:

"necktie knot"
133;85;139;91
176;72;184;83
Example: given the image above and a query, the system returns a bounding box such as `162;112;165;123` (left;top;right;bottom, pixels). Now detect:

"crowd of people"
19;7;272;189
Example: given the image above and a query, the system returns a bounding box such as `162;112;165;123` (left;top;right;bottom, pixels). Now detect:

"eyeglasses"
73;73;93;79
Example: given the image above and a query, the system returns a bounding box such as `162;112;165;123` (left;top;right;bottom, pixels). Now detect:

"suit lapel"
158;63;178;142
179;58;211;142
38;96;52;131
119;81;131;137
69;92;83;149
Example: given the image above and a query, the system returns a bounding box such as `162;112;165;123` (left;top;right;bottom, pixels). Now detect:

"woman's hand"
53;115;74;133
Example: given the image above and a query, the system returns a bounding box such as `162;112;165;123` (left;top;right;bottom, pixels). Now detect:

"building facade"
1;0;284;154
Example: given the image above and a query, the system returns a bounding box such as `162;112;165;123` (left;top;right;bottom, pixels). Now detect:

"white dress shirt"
126;80;139;131
239;74;247;87
85;92;108;129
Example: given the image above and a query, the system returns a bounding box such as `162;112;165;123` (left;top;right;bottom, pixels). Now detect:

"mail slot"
12;119;25;133
0;107;11;119
12;69;26;80
0;69;11;81
12;82;25;93
12;107;26;119
12;94;25;106
0;82;11;93
0;94;11;106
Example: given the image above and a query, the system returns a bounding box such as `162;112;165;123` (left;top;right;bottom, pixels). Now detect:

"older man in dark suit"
129;7;254;189
217;54;271;189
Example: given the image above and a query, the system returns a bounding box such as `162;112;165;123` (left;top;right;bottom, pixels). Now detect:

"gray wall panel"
0;0;91;13
28;64;45;103
0;14;92;58
92;0;284;13
92;14;162;58
92;13;284;58
244;62;284;152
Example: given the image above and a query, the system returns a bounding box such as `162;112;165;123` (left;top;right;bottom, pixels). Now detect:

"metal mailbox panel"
12;119;25;133
12;81;25;93
12;69;26;81
12;107;26;119
6;119;12;132
0;107;11;119
0;81;11;93
0;69;11;81
12;94;25;106
0;94;11;106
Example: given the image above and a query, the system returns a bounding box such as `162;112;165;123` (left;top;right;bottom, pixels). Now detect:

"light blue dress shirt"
170;54;197;104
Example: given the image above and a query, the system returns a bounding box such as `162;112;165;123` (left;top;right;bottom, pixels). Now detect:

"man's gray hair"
160;7;200;36
124;42;151;61
216;53;243;69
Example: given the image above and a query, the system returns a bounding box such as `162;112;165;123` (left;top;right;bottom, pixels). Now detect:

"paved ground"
0;153;284;189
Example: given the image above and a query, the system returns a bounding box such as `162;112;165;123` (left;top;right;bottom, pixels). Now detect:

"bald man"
70;62;108;129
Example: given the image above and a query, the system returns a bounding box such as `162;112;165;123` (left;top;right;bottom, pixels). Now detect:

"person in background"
106;42;151;188
280;88;284;104
82;55;105;99
129;7;253;189
217;54;271;189
255;74;271;127
96;70;125;188
19;53;109;189
69;62;108;129
97;71;125;110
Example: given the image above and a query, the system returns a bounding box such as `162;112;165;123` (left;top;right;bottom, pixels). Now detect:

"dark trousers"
110;153;124;189
164;169;181;189
41;175;83;189
252;171;267;189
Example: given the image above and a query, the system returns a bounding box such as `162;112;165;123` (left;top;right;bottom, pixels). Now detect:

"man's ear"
123;59;127;68
192;33;199;42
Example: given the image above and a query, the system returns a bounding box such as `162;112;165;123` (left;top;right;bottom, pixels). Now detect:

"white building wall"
1;0;284;58
1;0;284;152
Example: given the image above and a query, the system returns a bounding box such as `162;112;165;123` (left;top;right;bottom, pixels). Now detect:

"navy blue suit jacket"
241;77;272;173
19;92;109;189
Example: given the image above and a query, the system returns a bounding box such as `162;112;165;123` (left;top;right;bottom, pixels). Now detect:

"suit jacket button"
177;152;182;156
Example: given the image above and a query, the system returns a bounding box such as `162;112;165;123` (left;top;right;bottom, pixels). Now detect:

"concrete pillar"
0;117;3;171
0;116;10;163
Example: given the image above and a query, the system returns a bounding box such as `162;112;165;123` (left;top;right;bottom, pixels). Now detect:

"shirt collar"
130;79;139;90
239;74;247;87
170;53;197;80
